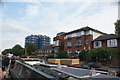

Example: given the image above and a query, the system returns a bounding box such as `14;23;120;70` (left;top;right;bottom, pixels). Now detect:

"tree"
19;48;25;56
78;50;88;61
25;42;38;55
12;44;23;56
2;49;12;55
114;20;120;35
55;51;68;58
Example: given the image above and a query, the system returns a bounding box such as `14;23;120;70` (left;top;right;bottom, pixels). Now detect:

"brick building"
93;34;120;49
63;27;106;55
33;45;53;56
53;32;65;53
53;27;120;56
53;27;106;55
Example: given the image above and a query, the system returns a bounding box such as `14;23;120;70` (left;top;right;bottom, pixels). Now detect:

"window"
107;39;117;47
54;48;59;53
85;39;89;44
67;50;72;54
67;41;72;47
53;40;60;46
94;41;102;48
76;40;81;46
76;32;81;37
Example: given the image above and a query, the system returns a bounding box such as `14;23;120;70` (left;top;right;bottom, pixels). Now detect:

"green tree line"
78;48;119;63
2;42;37;56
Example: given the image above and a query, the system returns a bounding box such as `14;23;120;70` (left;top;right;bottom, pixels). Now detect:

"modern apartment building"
25;35;51;48
64;27;106;54
53;27;107;54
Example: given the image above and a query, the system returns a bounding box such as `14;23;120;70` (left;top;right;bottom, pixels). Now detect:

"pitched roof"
94;34;120;41
64;26;106;35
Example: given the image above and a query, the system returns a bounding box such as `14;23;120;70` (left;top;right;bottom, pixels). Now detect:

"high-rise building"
25;35;51;48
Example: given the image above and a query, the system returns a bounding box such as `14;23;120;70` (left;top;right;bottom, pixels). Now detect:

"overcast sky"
0;0;119;51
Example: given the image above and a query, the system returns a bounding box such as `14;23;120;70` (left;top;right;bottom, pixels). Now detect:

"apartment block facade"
53;27;120;55
63;27;106;54
53;27;105;54
25;35;51;49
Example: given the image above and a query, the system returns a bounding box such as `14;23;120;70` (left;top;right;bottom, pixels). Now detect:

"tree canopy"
78;48;118;62
25;42;38;55
2;44;25;56
12;44;23;56
2;49;12;55
115;20;120;35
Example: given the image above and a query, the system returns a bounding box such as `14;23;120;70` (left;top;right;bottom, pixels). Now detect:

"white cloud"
25;5;40;18
1;1;118;51
2;0;119;2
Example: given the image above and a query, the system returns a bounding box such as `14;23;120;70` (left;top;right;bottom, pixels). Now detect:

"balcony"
67;45;72;48
76;36;81;39
67;37;72;40
75;44;81;47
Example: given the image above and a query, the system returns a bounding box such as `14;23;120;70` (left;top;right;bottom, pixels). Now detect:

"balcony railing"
75;44;81;47
66;37;72;40
67;45;72;48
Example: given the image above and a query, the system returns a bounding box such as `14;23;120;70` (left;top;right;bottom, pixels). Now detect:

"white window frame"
67;41;72;47
94;41;102;48
107;39;117;47
53;40;60;46
67;50;72;54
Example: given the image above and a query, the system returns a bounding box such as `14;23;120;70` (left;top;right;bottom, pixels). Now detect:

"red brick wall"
102;41;107;48
53;36;65;51
64;35;93;53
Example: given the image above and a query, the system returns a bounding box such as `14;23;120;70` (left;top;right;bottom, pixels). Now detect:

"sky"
0;0;119;51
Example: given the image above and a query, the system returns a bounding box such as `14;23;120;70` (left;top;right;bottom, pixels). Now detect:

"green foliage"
2;49;12;55
2;44;25;56
47;55;54;58
55;51;68;58
25;42;38;55
19;48;25;56
54;53;58;58
12;44;23;56
115;20;120;34
78;50;89;61
78;48;118;62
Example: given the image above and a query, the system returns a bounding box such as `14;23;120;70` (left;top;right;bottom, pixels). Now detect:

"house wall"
93;31;103;40
93;39;120;49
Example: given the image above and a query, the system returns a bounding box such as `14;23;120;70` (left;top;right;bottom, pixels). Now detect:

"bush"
47;55;54;58
54;51;68;58
78;48;118;63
